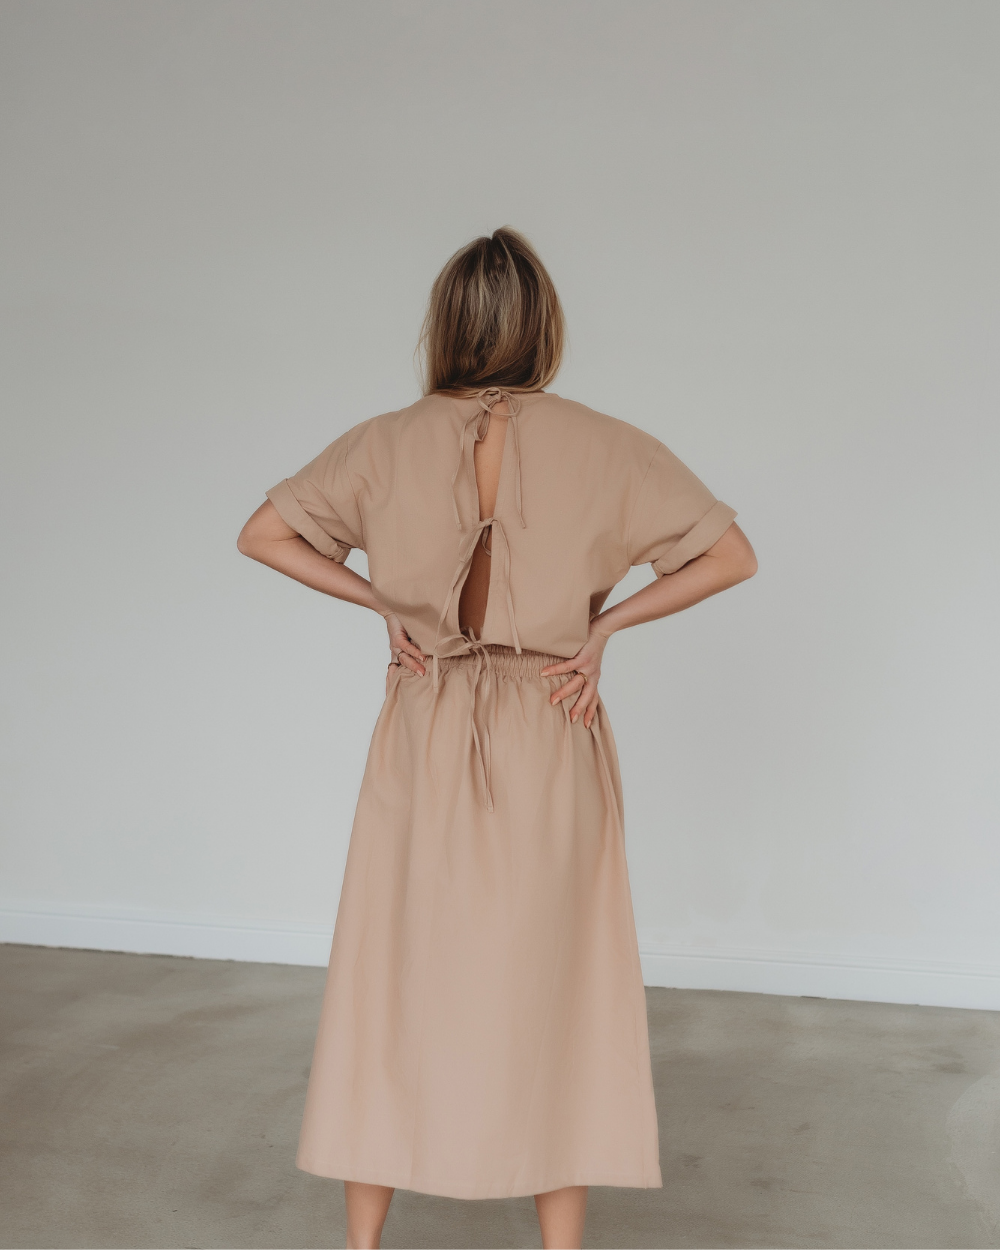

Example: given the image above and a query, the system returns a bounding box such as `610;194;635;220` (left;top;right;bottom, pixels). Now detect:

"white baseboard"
639;944;1000;1011
1;901;998;1011
0;901;333;966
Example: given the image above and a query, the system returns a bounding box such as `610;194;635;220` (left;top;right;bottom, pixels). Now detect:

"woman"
238;227;757;1250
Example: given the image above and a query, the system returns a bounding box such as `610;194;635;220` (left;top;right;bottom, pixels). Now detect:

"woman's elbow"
738;547;758;581
708;523;757;585
237;517;264;559
238;499;297;560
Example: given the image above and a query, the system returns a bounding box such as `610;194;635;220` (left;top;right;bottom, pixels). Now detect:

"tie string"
450;388;527;531
433;387;528;809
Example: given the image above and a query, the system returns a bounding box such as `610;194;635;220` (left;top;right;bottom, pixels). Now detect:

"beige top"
266;388;737;676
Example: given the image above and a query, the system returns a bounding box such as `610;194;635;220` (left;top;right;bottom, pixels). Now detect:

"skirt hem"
295;1158;664;1201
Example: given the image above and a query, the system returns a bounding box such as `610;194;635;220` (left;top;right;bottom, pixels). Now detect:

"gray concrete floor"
1;945;998;1250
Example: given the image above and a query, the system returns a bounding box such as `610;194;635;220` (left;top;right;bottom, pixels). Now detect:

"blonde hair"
419;227;564;396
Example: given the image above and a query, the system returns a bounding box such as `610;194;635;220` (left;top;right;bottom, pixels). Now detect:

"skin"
237;397;757;1249
340;1181;587;1250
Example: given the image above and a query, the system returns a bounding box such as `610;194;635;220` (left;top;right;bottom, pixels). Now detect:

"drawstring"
428;634;499;810
466;637;496;812
450;388;526;531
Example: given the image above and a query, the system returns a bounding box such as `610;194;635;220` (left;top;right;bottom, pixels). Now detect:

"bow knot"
476;387;522;417
449;389;527;533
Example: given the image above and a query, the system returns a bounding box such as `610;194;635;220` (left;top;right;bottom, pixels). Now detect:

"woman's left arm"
540;522;757;728
237;500;428;673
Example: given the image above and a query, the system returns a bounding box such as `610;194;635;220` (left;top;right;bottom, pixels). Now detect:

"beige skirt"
296;644;662;1200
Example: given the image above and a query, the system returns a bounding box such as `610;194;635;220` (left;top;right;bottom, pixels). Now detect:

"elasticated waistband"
434;644;573;680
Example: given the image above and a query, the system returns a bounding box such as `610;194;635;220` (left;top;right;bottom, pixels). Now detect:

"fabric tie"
456;636;499;812
429;387;531;809
450;388;527;532
427;514;522;811
431;515;522;670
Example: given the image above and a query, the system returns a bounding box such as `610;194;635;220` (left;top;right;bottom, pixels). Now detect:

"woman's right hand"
383;611;427;677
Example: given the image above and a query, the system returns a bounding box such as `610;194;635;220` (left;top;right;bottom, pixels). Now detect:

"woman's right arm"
591;520;758;637
541;521;757;729
237;501;427;672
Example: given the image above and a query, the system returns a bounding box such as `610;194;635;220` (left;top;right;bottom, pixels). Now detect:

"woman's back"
265;388;737;664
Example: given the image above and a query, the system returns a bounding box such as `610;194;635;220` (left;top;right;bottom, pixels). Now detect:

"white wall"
2;0;998;1010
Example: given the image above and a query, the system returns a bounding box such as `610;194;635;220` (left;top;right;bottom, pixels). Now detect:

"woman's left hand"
539;626;611;729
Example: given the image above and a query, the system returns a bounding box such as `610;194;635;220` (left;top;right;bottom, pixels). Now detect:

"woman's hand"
539;627;610;730
384;612;427;677
535;525;757;727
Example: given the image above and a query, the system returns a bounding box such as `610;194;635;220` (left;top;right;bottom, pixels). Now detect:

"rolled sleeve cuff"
265;479;353;563
650;500;738;577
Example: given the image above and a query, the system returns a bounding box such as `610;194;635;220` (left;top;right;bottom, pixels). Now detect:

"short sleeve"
627;441;738;577
265;427;365;562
